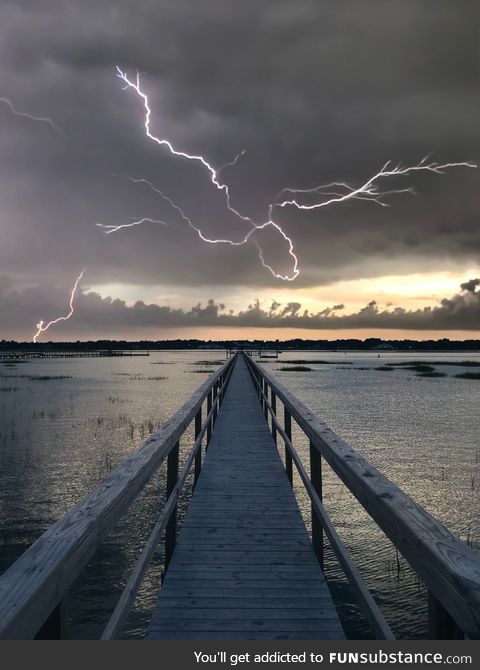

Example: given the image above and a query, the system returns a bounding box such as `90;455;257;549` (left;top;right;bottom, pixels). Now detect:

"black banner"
1;640;478;670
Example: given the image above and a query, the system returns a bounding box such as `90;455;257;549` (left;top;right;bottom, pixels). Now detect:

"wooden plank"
155;587;330;598
155;597;333;608
147;631;345;640
148;355;343;640
149;619;344;632
175;540;312;549
250;356;480;637
166;565;322;576
152;609;342;621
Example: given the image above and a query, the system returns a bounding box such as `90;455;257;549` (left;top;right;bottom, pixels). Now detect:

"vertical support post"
194;408;202;487
212;382;218;425
207;387;212;448
428;593;464;639
35;601;65;639
271;391;277;444
284;408;293;486
263;379;268;421
223;367;226;398
165;441;179;572
310;440;324;569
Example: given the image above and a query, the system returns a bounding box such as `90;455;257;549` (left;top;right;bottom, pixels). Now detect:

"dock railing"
244;352;480;640
0;355;237;640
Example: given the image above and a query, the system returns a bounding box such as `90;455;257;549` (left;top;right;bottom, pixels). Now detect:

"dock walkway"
148;356;344;639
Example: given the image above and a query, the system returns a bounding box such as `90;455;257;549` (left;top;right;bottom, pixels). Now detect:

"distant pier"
0;350;150;360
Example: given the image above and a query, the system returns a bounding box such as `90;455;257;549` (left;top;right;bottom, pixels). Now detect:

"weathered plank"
148;355;344;640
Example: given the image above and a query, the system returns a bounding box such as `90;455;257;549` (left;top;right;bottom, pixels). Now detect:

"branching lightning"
217;149;247;175
0;96;62;134
33;270;86;343
115;67;252;226
275;156;477;210
108;67;476;283
113;67;300;280
96;215;172;235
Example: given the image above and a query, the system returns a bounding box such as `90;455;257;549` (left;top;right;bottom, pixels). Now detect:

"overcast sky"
1;1;479;340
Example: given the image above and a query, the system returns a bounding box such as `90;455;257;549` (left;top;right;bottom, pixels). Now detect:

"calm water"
0;350;479;639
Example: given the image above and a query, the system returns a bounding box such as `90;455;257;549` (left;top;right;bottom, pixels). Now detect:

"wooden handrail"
101;358;236;639
0;356;236;640
244;353;480;638
245;356;394;640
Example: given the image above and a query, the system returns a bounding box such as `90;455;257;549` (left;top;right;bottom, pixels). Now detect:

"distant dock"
0;350;150;360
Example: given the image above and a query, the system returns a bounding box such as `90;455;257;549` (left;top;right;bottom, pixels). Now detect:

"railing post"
194;408;202;487
34;601;65;639
207;388;213;447
212;382;218;425
271;391;277;444
284;408;293;486
310;440;324;569
218;374;223;406
164;441;179;572
428;593;464;639
263;379;268;421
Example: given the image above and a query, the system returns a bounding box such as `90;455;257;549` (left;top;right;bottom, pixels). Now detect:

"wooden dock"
148;356;344;639
1;352;480;640
0;350;150;360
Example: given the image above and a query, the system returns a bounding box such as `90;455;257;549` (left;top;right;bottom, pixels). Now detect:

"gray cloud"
0;0;478;294
1;277;479;337
460;278;480;293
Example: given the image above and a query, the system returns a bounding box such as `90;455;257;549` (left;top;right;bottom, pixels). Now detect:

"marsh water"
0;350;479;639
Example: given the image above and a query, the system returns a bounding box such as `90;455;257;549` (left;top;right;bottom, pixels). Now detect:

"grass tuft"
455;372;480;380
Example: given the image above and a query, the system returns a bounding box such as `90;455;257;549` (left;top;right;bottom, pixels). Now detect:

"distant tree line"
1;337;480;352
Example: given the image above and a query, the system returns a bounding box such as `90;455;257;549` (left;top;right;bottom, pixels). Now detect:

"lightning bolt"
0;96;62;134
275;156;477;210
96;215;173;235
113;67;299;280
102;174;300;281
115;67;252;226
111;67;476;282
217;149;247;175
33;270;86;343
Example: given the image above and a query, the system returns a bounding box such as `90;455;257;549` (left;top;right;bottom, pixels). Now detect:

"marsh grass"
193;360;224;366
376;366;394;371
190;369;215;373
113;374;166;381
278;366;312;372
0;374;72;381
275;359;352;365
417;371;446;378
392;360;480;368
107;396;129;404
405;364;435;374
30;375;73;381
0;360;29;365
455;372;480;380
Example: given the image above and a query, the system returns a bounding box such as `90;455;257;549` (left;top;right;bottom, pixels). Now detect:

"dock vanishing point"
0;353;479;640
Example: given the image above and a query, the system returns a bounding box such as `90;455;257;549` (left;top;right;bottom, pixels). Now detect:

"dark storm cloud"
1;278;479;335
0;0;478;292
